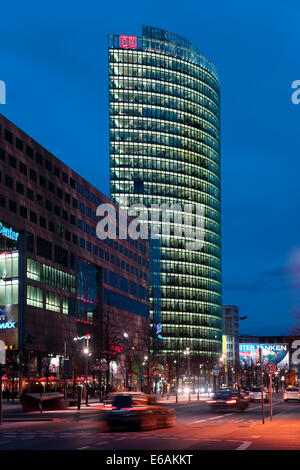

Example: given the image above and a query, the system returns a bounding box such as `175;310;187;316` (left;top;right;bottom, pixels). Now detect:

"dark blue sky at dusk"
1;0;300;336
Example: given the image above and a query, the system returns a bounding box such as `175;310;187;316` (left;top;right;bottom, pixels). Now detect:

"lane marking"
77;446;90;450
208;414;233;420
96;442;108;446
0;441;10;445
236;441;252;450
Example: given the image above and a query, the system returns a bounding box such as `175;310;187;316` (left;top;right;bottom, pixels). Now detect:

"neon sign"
156;323;162;339
119;35;137;49
0;222;19;241
0;322;16;329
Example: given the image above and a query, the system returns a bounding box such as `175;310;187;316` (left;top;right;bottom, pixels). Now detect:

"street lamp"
184;347;191;401
74;334;91;406
123;332;129;390
220;353;227;386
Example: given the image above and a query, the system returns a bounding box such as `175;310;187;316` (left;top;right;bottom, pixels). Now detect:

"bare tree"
97;307;123;389
138;324;161;393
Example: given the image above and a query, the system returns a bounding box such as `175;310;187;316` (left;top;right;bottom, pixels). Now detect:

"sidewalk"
1;397;104;418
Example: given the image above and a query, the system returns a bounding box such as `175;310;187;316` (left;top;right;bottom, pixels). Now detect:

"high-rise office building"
109;26;222;360
222;305;240;370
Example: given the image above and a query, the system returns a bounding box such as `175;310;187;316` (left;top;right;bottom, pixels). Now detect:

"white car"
248;387;269;402
284;388;300;402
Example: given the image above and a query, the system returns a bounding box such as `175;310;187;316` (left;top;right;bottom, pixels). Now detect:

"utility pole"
259;348;265;424
63;341;68;404
174;360;178;403
73;334;91;406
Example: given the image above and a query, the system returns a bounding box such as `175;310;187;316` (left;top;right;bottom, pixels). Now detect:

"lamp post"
184;347;191;401
197;364;203;401
123;332;129;390
220;353;226;386
74;334;91;406
174;360;179;403
143;356;150;393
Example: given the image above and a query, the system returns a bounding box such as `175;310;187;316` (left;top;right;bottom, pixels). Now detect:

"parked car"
283;387;300;402
103;392;175;431
248;387;269;402
206;389;249;412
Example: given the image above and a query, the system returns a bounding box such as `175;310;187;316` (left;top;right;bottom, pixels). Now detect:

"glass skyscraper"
109;26;222;361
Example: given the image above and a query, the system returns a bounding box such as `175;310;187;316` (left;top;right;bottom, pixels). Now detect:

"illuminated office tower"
109;26;222;361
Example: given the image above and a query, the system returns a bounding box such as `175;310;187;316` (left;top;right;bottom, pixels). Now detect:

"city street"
1;394;300;450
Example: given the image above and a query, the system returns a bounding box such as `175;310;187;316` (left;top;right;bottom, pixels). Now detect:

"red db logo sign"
119;35;137;49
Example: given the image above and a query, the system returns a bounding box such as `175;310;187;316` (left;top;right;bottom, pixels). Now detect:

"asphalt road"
1;395;300;450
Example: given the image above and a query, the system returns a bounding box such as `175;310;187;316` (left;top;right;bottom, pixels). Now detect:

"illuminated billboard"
0;250;19;349
119;35;137;49
239;343;289;370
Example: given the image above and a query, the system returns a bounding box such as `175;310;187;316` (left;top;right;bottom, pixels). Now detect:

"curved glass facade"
109;27;222;361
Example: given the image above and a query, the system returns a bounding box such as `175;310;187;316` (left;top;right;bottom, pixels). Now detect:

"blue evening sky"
1;0;300;335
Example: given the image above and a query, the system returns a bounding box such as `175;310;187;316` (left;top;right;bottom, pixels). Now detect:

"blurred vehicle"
248;387;269;402
103;392;175;431
240;389;251;401
283;387;300;402
192;386;212;395
206;389;249;412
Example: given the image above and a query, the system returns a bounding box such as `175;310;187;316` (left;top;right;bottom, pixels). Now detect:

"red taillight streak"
119;407;148;411
225;399;237;404
207;400;217;403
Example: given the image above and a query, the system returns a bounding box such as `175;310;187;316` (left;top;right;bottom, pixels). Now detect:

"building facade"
109;26;222;360
222;305;240;368
0;113;149;391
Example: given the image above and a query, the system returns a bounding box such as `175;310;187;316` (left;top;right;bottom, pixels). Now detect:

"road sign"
100;363;109;373
265;362;276;375
213;365;219;376
0;341;5;365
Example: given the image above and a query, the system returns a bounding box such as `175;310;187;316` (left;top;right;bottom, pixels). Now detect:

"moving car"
206;389;249;412
283;387;300;402
240;388;251;401
248;387;269;402
103;392;175;431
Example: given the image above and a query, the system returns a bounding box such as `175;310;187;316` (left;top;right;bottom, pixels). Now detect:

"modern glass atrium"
109;26;222;361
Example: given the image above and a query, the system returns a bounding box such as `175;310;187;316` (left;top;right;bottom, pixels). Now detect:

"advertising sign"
239;343;289;370
0;305;18;349
49;357;59;375
0;222;19;241
119;35;137;49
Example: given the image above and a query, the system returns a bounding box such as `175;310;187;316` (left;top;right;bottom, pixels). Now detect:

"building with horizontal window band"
0;113;150;392
109;26;222;360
